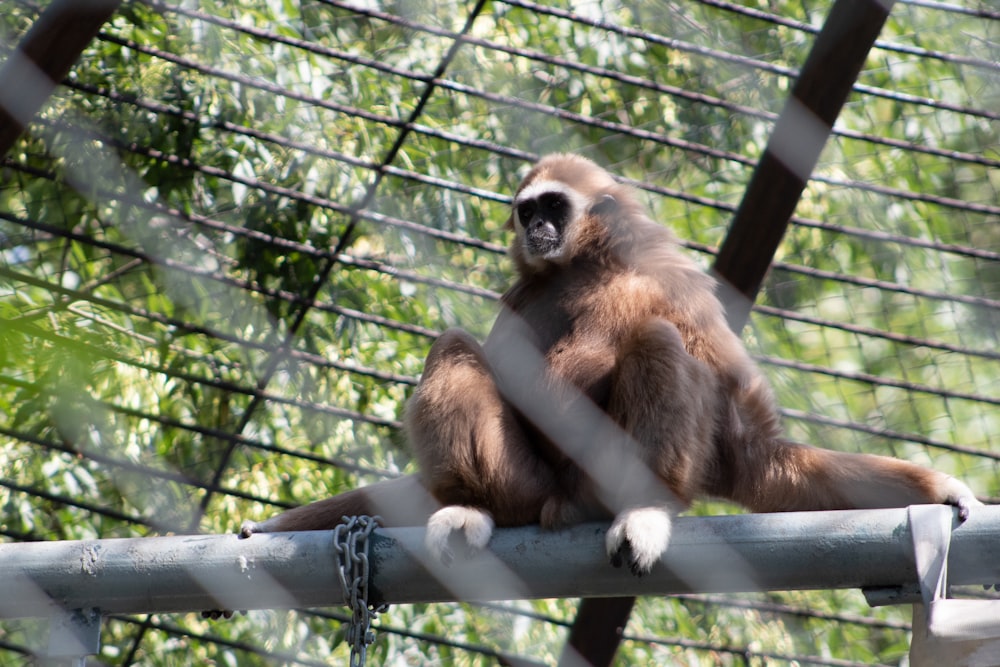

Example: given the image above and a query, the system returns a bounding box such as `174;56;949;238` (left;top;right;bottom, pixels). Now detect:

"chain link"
333;515;387;667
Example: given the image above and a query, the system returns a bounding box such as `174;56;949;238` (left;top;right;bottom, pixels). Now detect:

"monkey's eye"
516;201;536;223
539;193;565;212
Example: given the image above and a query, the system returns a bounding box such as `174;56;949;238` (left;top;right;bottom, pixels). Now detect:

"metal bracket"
46;608;102;666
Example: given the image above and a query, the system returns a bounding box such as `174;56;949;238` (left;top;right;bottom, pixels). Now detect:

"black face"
517;191;571;258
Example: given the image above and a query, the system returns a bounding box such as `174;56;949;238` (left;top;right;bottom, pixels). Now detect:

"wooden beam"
0;0;121;157
563;0;896;664
560;597;635;667
712;0;897;313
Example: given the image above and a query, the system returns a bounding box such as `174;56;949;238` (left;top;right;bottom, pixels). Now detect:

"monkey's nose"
526;222;560;255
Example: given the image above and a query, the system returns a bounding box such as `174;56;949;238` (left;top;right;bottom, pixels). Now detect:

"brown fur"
243;154;979;574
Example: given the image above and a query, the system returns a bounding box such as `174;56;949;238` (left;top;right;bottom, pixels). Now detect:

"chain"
333;515;387;667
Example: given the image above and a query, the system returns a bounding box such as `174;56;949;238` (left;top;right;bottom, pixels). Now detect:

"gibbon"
241;153;980;576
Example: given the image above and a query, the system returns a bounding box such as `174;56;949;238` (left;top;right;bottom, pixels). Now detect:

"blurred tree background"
0;0;997;664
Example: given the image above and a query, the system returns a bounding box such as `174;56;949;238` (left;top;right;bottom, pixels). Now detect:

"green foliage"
0;0;996;664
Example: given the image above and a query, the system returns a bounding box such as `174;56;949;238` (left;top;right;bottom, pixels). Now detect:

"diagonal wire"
117;4;491;665
190;0;491;533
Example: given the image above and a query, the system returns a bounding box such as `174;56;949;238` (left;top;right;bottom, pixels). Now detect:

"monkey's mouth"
525;222;561;257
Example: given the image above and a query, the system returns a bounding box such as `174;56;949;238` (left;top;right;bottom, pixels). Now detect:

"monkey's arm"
239;474;437;536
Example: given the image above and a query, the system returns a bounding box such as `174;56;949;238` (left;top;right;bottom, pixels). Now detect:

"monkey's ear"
589;193;618;218
503;214;515;230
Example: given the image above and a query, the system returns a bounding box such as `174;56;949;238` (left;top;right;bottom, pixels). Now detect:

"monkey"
240;153;981;577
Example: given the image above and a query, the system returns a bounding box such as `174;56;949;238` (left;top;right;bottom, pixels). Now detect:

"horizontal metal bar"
370;504;1000;605
1;505;998;619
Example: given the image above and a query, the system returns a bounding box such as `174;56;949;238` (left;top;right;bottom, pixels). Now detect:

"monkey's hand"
425;506;495;566
238;520;265;538
940;476;983;522
606;505;673;577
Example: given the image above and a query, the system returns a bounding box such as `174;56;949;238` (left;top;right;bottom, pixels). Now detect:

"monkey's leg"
732;439;982;519
602;318;720;575
406;328;558;563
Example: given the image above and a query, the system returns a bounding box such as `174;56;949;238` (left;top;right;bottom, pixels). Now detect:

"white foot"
606;506;672;576
425;506;494;565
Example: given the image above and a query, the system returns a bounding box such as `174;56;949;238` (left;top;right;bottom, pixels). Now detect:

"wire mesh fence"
0;0;998;664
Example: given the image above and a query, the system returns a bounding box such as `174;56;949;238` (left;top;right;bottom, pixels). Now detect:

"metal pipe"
1;505;998;619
